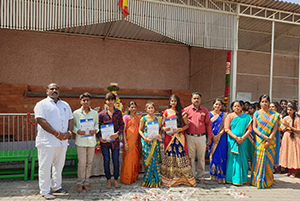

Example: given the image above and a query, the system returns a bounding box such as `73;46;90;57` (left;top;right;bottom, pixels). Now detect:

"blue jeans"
101;145;119;180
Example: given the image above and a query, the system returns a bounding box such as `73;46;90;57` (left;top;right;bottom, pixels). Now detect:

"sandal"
77;186;83;193
114;180;121;188
290;174;296;178
83;185;91;192
42;193;56;200
105;182;112;189
52;188;69;195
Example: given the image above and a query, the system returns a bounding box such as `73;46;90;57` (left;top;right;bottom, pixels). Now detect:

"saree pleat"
141;116;162;188
226;113;252;185
120;115;141;185
250;110;279;189
208;112;227;183
161;134;196;187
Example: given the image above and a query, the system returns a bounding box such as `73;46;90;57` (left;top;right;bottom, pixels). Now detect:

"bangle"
56;133;60;137
68;130;72;135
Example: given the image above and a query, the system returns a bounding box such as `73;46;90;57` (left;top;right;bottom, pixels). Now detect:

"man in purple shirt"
97;92;124;189
184;92;213;184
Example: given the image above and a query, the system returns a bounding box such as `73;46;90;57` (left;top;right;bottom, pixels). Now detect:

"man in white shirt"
34;83;74;200
73;92;99;193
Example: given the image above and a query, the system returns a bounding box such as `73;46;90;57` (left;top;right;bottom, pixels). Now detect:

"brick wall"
0;84;192;113
0;84;191;139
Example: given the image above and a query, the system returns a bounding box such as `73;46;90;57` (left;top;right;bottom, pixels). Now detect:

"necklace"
148;114;155;121
129;114;136;118
211;110;220;115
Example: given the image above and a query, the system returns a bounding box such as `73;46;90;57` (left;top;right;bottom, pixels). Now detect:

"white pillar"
231;6;239;103
270;21;275;101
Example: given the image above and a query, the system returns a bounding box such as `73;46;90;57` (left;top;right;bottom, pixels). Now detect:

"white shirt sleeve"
73;111;81;134
66;104;73;120
34;101;46;119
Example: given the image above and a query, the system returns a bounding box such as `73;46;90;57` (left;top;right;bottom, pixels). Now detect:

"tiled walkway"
0;173;299;201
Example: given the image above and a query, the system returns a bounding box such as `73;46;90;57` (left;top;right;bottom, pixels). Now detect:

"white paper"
80;118;94;138
165;118;177;134
147;121;159;139
101;124;114;141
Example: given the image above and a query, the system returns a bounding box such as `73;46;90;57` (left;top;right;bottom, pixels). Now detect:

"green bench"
63;148;78;175
30;148;78;180
0;150;31;181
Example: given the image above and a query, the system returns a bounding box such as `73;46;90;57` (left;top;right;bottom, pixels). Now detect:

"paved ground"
1;171;300;201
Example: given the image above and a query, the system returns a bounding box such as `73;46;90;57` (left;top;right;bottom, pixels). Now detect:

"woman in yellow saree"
139;102;162;188
251;95;279;189
120;101;142;185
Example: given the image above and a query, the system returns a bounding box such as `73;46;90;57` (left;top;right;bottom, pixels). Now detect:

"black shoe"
52;188;68;195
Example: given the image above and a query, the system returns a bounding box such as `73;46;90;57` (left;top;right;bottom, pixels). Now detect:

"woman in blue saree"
139;102;162;188
209;99;227;183
225;101;252;185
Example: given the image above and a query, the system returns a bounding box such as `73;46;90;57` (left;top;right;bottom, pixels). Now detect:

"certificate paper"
80;118;94;138
147;121;159;139
101;124;115;142
165;118;177;134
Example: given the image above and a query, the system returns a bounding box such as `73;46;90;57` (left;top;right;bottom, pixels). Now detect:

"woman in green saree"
225;101;252;185
139;102;162;188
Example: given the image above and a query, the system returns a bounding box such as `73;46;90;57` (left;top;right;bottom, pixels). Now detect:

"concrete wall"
237;51;299;103
190;47;228;109
189;49;299;109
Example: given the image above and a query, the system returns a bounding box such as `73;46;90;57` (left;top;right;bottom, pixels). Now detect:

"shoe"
42;193;56;200
52;188;69;195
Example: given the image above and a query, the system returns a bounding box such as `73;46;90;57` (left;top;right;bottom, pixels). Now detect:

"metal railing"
0;112;163;150
0;113;76;150
0;113;37;150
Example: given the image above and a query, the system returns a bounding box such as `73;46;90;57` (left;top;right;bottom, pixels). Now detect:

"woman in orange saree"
120;101;142;184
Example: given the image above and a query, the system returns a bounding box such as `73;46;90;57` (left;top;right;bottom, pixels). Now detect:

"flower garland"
27;112;37;126
224;51;231;107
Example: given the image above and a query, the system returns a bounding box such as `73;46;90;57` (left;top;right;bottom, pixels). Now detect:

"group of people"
34;83;300;200
243;98;300;179
208;96;300;189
